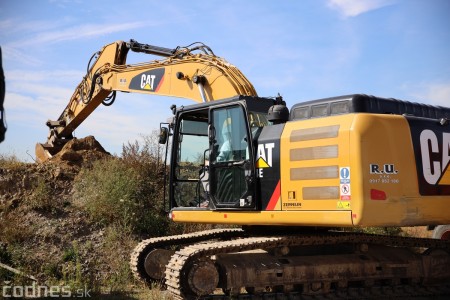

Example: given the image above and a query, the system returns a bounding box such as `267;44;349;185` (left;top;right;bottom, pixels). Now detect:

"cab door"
209;104;256;209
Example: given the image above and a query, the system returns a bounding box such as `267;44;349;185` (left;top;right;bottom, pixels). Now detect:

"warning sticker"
337;201;351;209
339;167;351;200
340;184;351;200
340;167;350;184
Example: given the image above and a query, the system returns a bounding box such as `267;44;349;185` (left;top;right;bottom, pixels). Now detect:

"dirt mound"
1;135;112;213
50;135;111;166
0;136;123;289
0;135;174;297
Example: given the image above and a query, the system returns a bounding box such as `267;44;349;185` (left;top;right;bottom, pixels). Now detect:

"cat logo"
420;129;450;185
129;68;165;92
255;143;275;178
256;143;274;168
140;74;156;90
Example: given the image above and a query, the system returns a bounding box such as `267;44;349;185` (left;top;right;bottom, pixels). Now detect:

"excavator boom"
36;40;257;162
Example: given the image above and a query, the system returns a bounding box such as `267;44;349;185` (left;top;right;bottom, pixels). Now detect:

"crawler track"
163;231;450;299
130;228;245;283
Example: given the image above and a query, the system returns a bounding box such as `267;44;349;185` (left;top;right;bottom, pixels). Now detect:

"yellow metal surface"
170;209;352;226
351;114;450;226
280;114;352;215
439;167;450;185
277;113;450;227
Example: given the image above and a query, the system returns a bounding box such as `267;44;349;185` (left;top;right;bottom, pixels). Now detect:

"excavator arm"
36;39;257;162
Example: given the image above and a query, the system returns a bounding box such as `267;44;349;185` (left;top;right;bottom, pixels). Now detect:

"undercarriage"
130;228;450;299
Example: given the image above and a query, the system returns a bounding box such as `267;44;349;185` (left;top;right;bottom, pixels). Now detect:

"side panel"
279;113;450;227
355;114;450;226
280;114;354;225
353;114;418;226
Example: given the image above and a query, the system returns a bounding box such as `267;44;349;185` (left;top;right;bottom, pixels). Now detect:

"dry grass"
401;226;432;238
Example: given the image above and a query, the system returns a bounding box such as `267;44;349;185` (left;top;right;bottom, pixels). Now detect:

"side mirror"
159;127;169;144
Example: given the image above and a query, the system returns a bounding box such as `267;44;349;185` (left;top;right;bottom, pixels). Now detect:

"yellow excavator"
37;40;450;299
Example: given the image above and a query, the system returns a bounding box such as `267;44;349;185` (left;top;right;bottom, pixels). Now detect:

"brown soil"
0;136;130;288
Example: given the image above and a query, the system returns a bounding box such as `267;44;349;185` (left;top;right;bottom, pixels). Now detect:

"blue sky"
1;0;449;162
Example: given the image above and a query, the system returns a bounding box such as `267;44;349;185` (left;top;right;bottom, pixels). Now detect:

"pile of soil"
51;135;111;166
1;136;111;210
0;136;131;288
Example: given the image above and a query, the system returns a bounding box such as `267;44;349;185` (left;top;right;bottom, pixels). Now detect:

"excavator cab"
166;96;274;212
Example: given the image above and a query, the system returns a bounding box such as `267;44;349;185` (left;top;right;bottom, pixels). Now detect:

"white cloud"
8;82;73;101
2;20;151;66
409;82;450;107
2;45;43;67
0;19;14;31
0;18;67;36
5;91;71;125
327;0;395;18
6;69;83;84
11;22;148;48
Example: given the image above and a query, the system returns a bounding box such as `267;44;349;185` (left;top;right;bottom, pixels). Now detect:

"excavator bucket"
35;143;54;163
